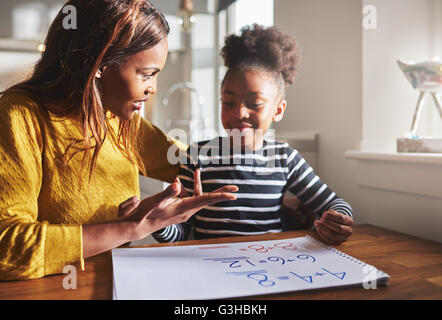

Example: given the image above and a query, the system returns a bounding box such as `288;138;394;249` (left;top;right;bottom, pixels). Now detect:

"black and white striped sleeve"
323;197;353;219
285;147;353;219
151;223;189;243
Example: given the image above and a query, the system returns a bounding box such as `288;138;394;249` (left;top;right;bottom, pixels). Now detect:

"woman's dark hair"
221;24;301;94
3;0;169;180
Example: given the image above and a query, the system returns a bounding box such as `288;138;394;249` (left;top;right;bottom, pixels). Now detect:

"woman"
0;0;237;280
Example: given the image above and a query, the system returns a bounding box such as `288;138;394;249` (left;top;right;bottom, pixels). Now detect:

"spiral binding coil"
304;235;390;280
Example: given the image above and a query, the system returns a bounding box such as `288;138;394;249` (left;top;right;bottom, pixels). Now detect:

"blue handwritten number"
296;254;316;263
228;261;241;268
289;271;313;284
267;256;285;265
321;268;346;280
245;260;256;266
247;272;276;287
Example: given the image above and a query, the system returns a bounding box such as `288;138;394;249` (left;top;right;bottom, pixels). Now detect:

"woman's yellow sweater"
0;92;185;280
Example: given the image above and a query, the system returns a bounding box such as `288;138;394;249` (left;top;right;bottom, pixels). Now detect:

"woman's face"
99;39;168;120
221;68;286;150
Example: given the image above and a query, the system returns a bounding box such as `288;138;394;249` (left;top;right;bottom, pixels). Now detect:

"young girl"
0;0;237;280
154;24;354;245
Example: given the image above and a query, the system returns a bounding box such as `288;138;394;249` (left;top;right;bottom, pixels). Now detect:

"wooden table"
0;224;441;300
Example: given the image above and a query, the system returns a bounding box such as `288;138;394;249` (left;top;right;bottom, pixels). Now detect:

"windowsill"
345;150;442;166
345;150;442;199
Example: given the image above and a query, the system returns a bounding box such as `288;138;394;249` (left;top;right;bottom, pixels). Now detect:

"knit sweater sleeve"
0;93;83;280
137;116;188;183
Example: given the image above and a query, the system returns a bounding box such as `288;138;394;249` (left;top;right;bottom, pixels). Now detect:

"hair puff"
221;24;301;86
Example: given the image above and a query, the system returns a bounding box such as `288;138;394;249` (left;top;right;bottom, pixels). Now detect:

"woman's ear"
273;99;287;122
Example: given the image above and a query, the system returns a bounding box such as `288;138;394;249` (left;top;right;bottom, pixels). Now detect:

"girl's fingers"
316;224;338;245
315;220;346;245
321;217;353;235
322;210;353;226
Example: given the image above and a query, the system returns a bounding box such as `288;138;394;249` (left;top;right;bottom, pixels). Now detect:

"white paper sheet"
111;236;389;300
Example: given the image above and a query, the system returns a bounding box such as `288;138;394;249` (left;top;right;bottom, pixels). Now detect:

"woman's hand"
122;174;238;241
314;210;353;246
82;175;237;259
118;196;140;218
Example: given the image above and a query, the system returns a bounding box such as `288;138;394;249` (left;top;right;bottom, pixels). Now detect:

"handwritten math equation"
203;241;346;288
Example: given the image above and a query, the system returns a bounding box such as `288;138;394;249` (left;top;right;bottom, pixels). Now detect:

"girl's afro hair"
221;24;301;86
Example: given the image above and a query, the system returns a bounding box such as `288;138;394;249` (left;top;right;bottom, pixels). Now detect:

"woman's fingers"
176;177;190;198
179;188;190;198
118;196;140;217
192;169;238;197
178;192;237;212
131;183;239;238
124;199;140;215
211;185;239;194
194;168;203;196
138;182;181;212
119;196;138;209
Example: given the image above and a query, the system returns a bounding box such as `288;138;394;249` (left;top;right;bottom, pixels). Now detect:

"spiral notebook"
111;235;390;300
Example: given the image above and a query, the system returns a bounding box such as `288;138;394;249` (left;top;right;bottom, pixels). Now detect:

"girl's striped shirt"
152;137;353;242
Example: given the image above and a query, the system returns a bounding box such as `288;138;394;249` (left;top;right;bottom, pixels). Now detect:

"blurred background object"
396;59;442;152
178;0;195;33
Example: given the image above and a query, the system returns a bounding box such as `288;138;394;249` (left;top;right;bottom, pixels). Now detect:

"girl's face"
99;39;168;120
221;68;287;150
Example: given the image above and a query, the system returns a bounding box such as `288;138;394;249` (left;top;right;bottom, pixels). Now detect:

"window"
230;0;274;33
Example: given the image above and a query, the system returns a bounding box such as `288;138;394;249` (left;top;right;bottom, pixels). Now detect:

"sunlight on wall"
231;0;274;33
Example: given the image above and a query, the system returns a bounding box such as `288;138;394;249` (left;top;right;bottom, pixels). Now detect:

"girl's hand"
314;210;353;245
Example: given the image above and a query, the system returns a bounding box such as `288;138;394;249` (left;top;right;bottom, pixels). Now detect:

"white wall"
362;0;442;151
275;0;442;243
358;0;442;242
274;0;363;214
